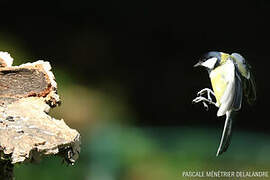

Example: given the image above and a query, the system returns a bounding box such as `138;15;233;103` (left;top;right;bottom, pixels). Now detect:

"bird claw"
192;96;212;104
203;102;209;111
192;91;216;110
196;88;214;103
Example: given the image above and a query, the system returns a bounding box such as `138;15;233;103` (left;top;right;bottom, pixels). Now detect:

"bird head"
194;51;221;70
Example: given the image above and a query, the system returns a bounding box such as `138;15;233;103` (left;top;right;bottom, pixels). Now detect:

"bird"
192;51;256;156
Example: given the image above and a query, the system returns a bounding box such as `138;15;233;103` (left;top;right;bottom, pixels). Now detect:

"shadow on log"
0;52;80;179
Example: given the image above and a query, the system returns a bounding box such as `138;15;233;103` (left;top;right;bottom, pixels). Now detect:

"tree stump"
0;52;81;179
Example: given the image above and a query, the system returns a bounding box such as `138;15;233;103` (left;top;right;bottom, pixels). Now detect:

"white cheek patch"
201;57;218;69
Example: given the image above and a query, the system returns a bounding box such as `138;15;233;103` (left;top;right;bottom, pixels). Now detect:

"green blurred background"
1;1;270;179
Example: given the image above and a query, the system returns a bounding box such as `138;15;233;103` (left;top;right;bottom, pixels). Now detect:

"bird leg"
192;88;217;110
192;96;215;110
197;88;215;102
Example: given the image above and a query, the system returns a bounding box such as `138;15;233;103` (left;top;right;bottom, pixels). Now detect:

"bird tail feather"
216;111;233;156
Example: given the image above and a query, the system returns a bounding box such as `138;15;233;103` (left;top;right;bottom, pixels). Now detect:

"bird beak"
193;61;202;67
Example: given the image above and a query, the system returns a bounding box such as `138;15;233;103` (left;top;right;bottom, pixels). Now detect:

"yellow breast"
210;65;228;106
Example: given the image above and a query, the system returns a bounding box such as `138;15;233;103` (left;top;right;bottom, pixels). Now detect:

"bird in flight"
192;51;256;156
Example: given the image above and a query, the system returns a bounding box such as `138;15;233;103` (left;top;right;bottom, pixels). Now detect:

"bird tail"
216;110;234;156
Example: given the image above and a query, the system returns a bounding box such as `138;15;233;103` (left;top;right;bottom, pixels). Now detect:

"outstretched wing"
231;53;256;105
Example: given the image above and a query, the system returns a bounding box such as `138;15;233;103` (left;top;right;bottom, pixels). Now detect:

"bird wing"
232;68;243;111
216;60;243;156
231;53;250;79
243;71;256;105
216;59;242;116
231;53;256;105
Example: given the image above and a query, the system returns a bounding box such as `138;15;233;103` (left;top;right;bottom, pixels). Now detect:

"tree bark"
0;53;80;179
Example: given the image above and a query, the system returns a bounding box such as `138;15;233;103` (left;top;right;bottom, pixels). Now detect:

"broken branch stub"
0;54;80;168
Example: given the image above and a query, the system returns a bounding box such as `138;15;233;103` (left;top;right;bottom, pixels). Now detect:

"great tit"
192;51;256;156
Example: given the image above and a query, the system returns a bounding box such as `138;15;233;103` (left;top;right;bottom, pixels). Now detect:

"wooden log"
0;52;80;179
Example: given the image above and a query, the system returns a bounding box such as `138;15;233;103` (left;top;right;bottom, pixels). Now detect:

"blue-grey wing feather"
232;67;243;111
231;53;256;105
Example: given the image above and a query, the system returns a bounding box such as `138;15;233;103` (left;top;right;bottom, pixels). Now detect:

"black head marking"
200;51;221;69
202;51;221;62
